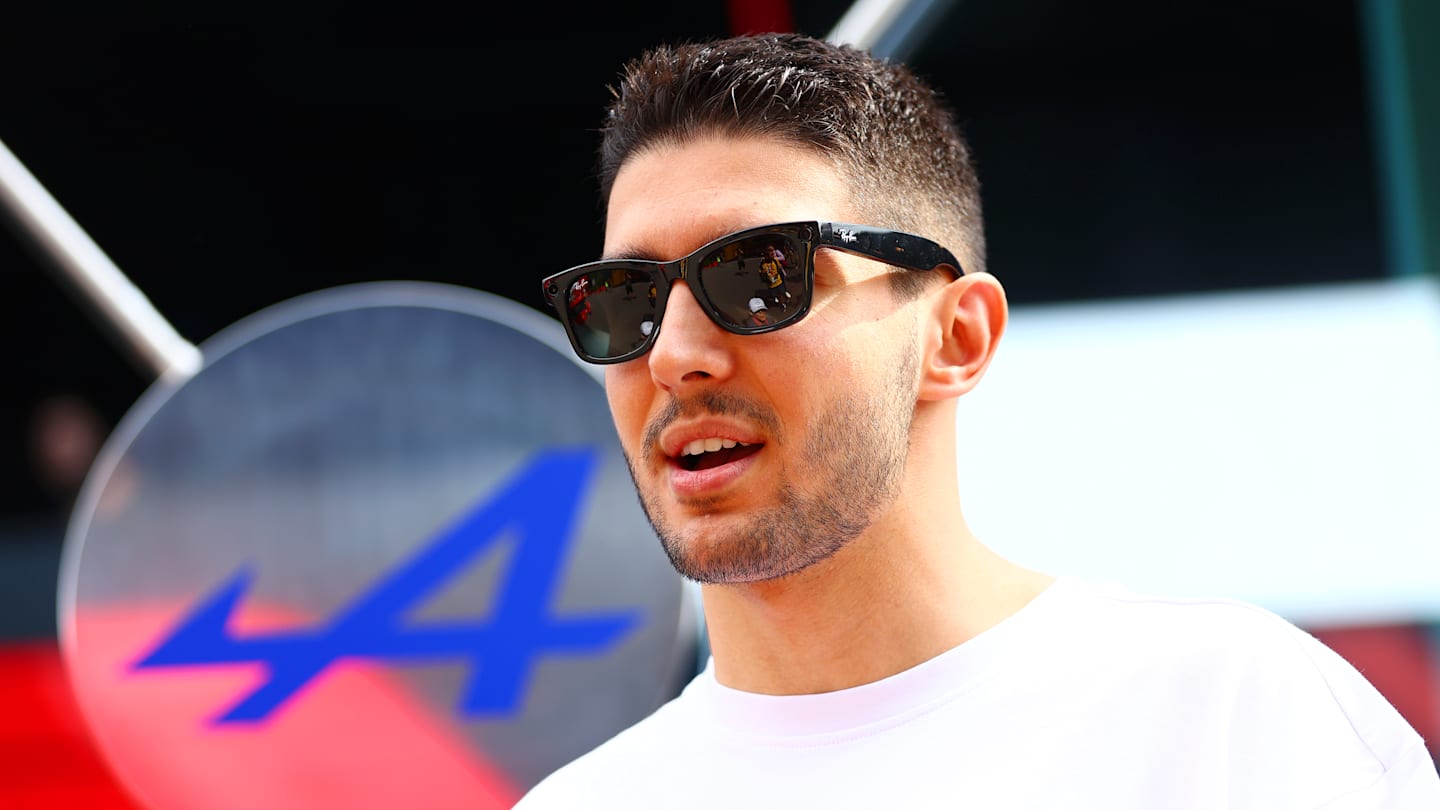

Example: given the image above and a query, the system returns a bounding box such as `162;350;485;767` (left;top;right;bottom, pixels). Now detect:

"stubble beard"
624;352;917;585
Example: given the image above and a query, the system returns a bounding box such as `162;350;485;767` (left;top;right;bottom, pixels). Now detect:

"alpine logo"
131;447;644;725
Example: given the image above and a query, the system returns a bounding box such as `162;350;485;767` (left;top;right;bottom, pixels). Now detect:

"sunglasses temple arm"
821;223;961;273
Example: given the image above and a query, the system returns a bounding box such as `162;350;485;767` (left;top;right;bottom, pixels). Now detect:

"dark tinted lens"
695;233;806;329
563;266;660;359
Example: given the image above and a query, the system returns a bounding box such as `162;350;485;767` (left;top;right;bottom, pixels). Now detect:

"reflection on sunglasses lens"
698;235;803;328
568;267;659;359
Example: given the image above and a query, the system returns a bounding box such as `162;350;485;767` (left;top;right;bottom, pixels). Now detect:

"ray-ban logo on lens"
130;447;643;725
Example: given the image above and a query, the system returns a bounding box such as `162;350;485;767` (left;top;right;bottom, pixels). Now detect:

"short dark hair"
596;32;986;295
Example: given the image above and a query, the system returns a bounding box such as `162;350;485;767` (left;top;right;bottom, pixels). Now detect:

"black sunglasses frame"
541;221;964;365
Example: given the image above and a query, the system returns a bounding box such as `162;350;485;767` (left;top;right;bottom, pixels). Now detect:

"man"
745;296;770;326
524;32;1439;808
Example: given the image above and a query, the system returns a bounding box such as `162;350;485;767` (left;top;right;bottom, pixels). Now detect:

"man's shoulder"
1051;578;1434;782
1055;578;1385;690
1055;576;1348;656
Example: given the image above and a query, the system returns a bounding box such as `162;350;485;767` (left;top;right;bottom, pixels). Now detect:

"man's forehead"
602;139;852;261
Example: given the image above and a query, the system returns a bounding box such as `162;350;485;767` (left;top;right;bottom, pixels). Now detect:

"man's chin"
656;523;821;585
658;529;753;584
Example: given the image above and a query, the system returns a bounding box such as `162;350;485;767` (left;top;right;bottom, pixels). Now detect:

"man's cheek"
604;386;645;448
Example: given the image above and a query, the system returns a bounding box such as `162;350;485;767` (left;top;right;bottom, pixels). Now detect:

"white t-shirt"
515;577;1440;809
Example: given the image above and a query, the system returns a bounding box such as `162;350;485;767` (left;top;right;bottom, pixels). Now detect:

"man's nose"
646;281;736;390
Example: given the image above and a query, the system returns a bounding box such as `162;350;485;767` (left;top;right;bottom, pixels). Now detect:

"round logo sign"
59;282;699;809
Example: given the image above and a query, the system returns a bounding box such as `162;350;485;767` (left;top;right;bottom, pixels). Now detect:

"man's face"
603;135;923;584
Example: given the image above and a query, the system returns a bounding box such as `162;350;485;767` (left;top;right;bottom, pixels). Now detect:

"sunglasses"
541;221;964;364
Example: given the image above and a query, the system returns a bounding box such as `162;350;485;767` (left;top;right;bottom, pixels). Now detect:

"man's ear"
918;272;1008;402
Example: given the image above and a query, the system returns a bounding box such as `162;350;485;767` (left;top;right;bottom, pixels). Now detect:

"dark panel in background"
911;0;1383;302
0;1;1381;638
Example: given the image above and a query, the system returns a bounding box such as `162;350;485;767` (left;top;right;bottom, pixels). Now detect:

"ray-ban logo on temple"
542;220;965;365
129;448;643;725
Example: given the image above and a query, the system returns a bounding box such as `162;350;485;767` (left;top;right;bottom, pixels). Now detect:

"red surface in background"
0;640;138;809
727;0;793;36
1310;623;1440;761
4;602;522;810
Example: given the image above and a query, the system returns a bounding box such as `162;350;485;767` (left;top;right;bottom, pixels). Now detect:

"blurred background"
2;0;1438;805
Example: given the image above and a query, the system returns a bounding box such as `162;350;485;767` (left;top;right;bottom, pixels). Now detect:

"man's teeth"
680;438;751;457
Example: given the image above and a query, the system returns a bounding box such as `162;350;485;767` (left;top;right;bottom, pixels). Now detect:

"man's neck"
698;520;1054;696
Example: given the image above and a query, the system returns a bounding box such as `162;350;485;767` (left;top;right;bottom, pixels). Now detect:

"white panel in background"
956;276;1440;627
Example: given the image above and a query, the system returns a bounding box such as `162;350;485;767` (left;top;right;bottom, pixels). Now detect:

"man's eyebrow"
600;223;763;264
600;244;667;262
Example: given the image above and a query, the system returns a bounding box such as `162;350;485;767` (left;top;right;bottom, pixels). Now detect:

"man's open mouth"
675;439;763;471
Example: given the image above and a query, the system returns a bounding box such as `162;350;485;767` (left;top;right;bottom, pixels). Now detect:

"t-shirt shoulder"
1055;577;1431;775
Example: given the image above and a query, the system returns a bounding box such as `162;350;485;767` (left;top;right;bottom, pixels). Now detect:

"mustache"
642;390;782;458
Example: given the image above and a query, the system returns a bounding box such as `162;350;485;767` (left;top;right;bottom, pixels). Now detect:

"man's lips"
643;391;782;468
665;443;764;499
655;421;768;498
658;419;766;461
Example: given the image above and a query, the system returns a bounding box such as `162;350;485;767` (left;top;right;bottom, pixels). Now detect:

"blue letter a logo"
133;447;643;725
